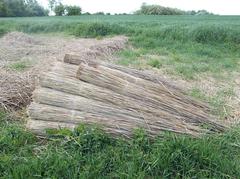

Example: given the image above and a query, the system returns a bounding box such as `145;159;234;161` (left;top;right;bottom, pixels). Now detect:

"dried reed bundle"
28;102;203;137
64;50;102;65
76;63;226;129
64;54;181;91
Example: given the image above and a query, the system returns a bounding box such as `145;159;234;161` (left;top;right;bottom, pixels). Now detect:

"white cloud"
38;0;240;15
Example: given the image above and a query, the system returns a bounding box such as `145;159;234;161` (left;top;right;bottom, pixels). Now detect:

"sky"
38;0;240;15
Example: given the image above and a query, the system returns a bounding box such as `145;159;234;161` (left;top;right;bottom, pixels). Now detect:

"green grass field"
1;15;239;79
1;111;240;178
1;15;240;178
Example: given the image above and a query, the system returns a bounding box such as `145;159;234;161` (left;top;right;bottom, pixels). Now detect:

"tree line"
0;1;213;17
0;0;48;17
49;0;81;16
135;3;213;15
0;0;83;17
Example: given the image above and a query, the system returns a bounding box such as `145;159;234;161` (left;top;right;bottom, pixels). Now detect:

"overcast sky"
38;0;240;15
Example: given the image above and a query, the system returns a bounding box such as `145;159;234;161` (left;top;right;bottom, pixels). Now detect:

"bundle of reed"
64;54;181;91
27;59;227;137
64;50;102;65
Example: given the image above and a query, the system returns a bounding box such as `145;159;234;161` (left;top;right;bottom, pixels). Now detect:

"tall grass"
72;22;126;37
0;28;7;36
1;15;240;44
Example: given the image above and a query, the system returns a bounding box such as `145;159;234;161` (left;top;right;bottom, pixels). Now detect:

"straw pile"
0;33;127;110
89;36;128;56
27;53;227;137
0;70;34;110
64;36;128;64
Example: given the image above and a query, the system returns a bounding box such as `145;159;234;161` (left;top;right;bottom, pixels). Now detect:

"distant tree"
135;3;185;15
82;12;91;15
106;13;111;15
54;3;65;16
135;3;213;16
196;10;213;15
0;0;7;17
94;12;105;15
119;13;128;15
48;0;65;16
0;0;48;17
48;0;57;11
4;0;26;16
25;0;48;16
186;10;197;15
65;5;81;16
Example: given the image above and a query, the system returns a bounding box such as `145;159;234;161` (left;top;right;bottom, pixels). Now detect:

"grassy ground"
1;111;240;178
7;60;33;71
0;15;240;178
1;15;239;79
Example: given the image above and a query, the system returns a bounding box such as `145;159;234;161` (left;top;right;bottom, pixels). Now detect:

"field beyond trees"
0;15;240;178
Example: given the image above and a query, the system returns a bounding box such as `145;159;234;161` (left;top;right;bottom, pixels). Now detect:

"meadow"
0;15;240;178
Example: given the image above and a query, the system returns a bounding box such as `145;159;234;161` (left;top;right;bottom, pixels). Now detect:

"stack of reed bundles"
27;53;227;137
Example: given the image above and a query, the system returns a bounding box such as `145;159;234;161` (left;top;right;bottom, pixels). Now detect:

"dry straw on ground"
0;70;35;110
0;33;128;110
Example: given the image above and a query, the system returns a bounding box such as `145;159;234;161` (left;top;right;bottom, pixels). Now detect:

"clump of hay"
90;36;128;56
0;32;43;67
0;34;128;110
0;70;35;110
64;36;128;64
1;32;41;46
